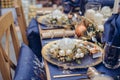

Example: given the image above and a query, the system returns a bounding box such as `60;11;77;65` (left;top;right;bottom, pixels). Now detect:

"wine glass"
85;2;101;12
103;43;120;69
85;2;101;22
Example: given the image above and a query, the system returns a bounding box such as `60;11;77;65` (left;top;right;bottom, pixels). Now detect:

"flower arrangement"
47;38;100;64
42;9;70;28
75;16;104;48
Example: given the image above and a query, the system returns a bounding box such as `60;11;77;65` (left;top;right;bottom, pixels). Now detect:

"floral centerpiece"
75;16;104;48
38;9;80;29
47;38;101;64
39;9;71;28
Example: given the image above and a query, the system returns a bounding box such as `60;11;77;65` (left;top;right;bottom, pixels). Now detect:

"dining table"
36;7;120;79
39;26;120;80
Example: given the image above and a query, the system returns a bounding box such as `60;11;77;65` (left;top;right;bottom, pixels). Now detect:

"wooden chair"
14;0;28;45
0;11;46;80
0;11;20;80
14;0;43;62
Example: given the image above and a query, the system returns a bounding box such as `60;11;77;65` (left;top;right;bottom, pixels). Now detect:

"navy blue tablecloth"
42;38;120;80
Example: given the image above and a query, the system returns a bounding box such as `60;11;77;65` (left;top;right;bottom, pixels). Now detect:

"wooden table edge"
44;60;51;80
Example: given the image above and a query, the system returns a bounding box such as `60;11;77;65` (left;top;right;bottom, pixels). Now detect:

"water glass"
85;2;101;11
85;2;101;22
103;44;120;69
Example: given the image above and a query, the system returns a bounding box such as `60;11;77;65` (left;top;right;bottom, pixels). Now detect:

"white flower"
75;53;80;58
50;48;55;53
77;49;81;53
57;38;76;50
52;44;58;49
66;49;72;55
75;53;84;58
101;6;111;17
77;44;84;47
59;50;65;56
79;53;84;58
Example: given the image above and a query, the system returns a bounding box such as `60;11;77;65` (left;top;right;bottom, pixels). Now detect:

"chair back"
0;11;20;80
14;0;28;45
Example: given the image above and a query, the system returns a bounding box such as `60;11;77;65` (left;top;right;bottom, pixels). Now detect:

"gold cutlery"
53;73;87;78
53;71;105;78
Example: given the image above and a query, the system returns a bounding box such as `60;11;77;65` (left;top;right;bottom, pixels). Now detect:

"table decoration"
74;16;104;48
101;6;112;18
85;9;96;22
37;9;69;29
75;20;87;37
42;38;103;69
37;9;80;30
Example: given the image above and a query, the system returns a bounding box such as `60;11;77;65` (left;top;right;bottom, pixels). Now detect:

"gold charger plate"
37;15;48;23
42;39;103;69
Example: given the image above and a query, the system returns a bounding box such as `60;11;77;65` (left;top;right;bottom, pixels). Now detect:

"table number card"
93;52;102;59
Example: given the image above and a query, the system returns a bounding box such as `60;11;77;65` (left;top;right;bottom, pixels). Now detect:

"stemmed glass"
85;2;102;22
103;44;120;69
85;2;101;12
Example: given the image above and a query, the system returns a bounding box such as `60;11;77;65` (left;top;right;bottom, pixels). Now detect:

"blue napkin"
27;18;42;61
14;43;46;80
87;0;114;8
62;0;86;14
102;14;120;47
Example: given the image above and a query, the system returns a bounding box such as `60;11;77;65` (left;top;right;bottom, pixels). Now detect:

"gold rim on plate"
42;39;103;69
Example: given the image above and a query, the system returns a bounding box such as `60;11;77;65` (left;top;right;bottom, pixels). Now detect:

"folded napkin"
27;18;42;61
102;14;120;46
62;0;86;14
41;29;75;39
87;0;114;8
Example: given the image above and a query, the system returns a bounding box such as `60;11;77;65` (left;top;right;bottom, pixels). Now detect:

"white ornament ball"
66;49;72;55
59;50;65;56
79;53;84;58
50;48;55;53
101;6;111;17
77;49;81;53
75;53;80;58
